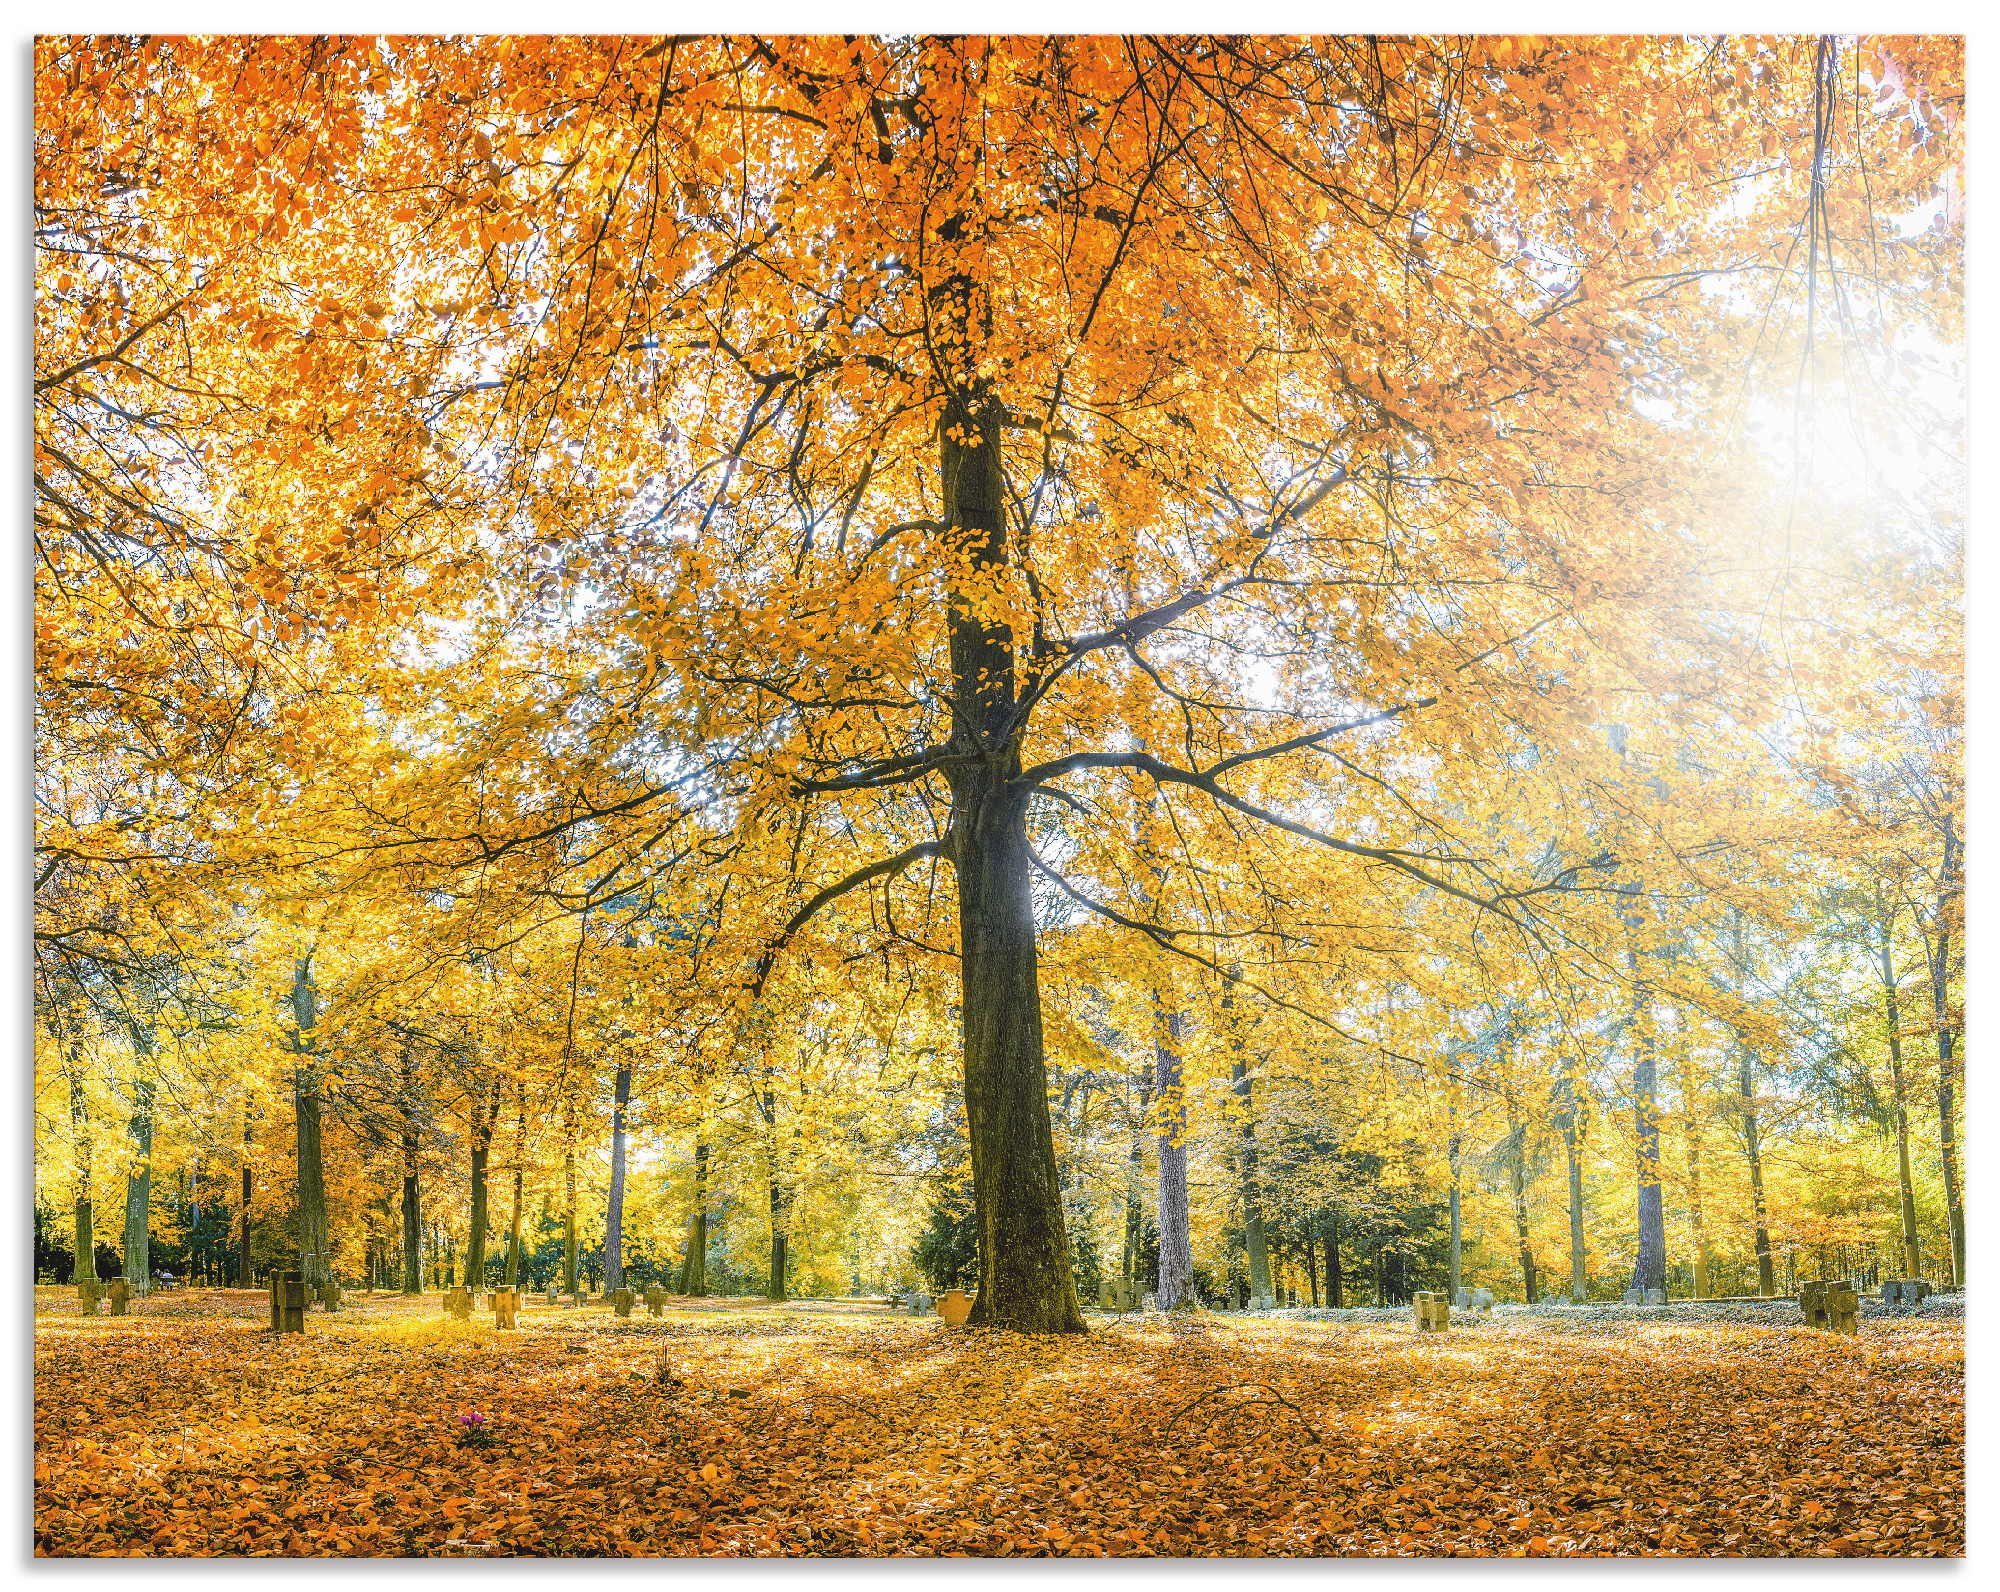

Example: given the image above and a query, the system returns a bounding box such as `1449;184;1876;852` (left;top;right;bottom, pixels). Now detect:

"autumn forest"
33;33;1964;1559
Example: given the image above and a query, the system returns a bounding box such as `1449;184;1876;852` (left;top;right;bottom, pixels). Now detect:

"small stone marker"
1800;1279;1858;1335
612;1287;636;1318
1646;1288;1665;1306
107;1279;131;1316
1413;1290;1450;1332
77;1279;101;1315
444;1285;473;1320
645;1285;666;1317
319;1280;341;1311
1454;1286;1495;1311
1882;1277;1931;1306
492;1286;519;1329
544;1285;559;1307
1622;1287;1643;1305
269;1269;307;1333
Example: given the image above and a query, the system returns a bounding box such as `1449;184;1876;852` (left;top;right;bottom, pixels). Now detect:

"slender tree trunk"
467;1082;496;1298
1629;981;1667;1295
1122;1068;1151;1295
1302;1234;1319;1306
1447;1124;1464;1303
678;1136;709;1295
561;1095;580;1298
1224;979;1271;1308
767;1181;790;1302
1560;1085;1588;1302
756;1073;790;1302
122;1024;157;1295
1152;999;1193;1311
602;1063;630;1293
1876;893;1923;1278
1736;1048;1777;1295
1683;1070;1712;1299
399;1045;422;1294
70;1066;94;1292
287;958;333;1299
1508;1102;1537;1304
1324;1209;1343;1309
240;1096;256;1280
504;1083;526;1287
1933;820;1964;1285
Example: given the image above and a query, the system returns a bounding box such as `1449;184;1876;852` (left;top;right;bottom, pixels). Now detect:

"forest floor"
33;1287;1962;1558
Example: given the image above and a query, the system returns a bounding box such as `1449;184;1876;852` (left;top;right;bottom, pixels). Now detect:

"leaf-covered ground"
33;1289;1962;1558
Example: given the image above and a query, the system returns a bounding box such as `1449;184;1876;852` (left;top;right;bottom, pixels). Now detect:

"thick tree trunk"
767;1183;790;1302
935;360;1082;1333
602;1063;631;1293
1152;999;1193;1311
1875;896;1923;1279
678;1137;709;1296
1629;986;1667;1296
951;769;1084;1331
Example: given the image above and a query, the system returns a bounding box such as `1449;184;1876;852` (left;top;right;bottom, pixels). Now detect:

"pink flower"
458;1410;486;1427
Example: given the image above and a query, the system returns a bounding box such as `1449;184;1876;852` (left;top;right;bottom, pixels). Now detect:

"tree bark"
1121;1066;1151;1296
504;1082;526;1287
1629;981;1667;1296
561;1093;580;1298
399;1044;422;1293
1508;1101;1538;1304
1230;1052;1272;1308
1875;891;1923;1279
1446;1123;1464;1303
1559;1078;1588;1301
1324;1209;1342;1309
287;958;333;1298
1736;1048;1777;1295
69;1065;94;1290
121;1021;156;1294
678;1135;709;1295
1152;998;1193;1311
602;1062;631;1293
467;1079;497;1298
1932;820;1964;1285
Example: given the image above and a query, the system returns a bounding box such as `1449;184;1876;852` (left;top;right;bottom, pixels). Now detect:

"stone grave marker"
612;1287;636;1318
77;1279;101;1315
492;1286;519;1329
1413;1291;1449;1331
269;1269;307;1334
107;1278;132;1316
645;1285;666;1317
444;1285;473;1320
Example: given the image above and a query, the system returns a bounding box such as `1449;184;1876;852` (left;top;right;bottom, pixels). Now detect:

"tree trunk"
1152;999;1193;1311
1122;1067;1151;1295
467;1081;496;1298
238;1097;255;1285
1933;820;1964;1285
1629;983;1667;1296
1736;1048;1777;1295
504;1083;526;1287
1508;1104;1537;1304
562;1099;580;1298
937;365;1082;1334
1324;1209;1343;1309
1560;1086;1588;1302
1223;975;1271;1309
603;1063;630;1293
399;1045;423;1294
70;1067;94;1291
1446;1125;1463;1303
1683;1070;1712;1299
288;958;332;1298
1875;893;1923;1278
678;1136;710;1295
122;1023;156;1294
